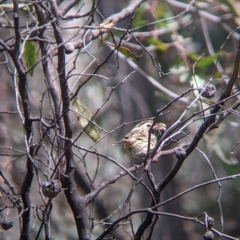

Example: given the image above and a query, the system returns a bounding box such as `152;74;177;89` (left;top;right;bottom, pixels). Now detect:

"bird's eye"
147;124;151;127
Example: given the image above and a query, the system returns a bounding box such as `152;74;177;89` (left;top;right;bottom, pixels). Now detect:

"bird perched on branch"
115;120;167;159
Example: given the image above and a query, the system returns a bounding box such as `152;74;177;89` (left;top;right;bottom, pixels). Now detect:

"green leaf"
147;38;168;51
213;143;238;165
24;41;37;76
71;97;100;142
222;0;240;17
118;46;141;61
205;124;239;165
132;6;149;28
189;74;206;97
188;52;226;70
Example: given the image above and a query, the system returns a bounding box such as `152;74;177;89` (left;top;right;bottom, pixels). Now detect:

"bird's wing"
114;131;150;145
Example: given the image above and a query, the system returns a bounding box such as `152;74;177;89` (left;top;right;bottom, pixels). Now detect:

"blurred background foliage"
0;0;240;239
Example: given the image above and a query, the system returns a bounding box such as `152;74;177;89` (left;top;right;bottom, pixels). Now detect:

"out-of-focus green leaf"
189;74;206;96
205;123;239;165
188;52;226;70
71;97;100;142
118;46;141;61
213;143;238;165
222;0;240;17
221;161;240;192
132;5;149;28
24;41;37;76
147;38;168;51
98;41;141;60
154;4;170;20
227;0;240;25
213;71;222;79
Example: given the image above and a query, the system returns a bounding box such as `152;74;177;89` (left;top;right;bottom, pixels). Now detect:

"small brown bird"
115;120;167;159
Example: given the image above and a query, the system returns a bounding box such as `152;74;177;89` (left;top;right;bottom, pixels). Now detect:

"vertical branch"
12;1;34;239
34;2;65;171
49;1;91;239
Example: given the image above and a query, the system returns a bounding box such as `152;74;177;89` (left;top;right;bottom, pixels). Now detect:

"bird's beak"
152;123;167;132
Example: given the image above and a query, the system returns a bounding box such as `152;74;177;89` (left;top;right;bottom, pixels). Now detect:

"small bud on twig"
203;230;214;240
198;84;216;99
42;179;61;199
175;147;186;160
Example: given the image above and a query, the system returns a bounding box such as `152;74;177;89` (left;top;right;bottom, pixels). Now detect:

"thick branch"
11;1;34;240
49;1;90;239
35;2;65;136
